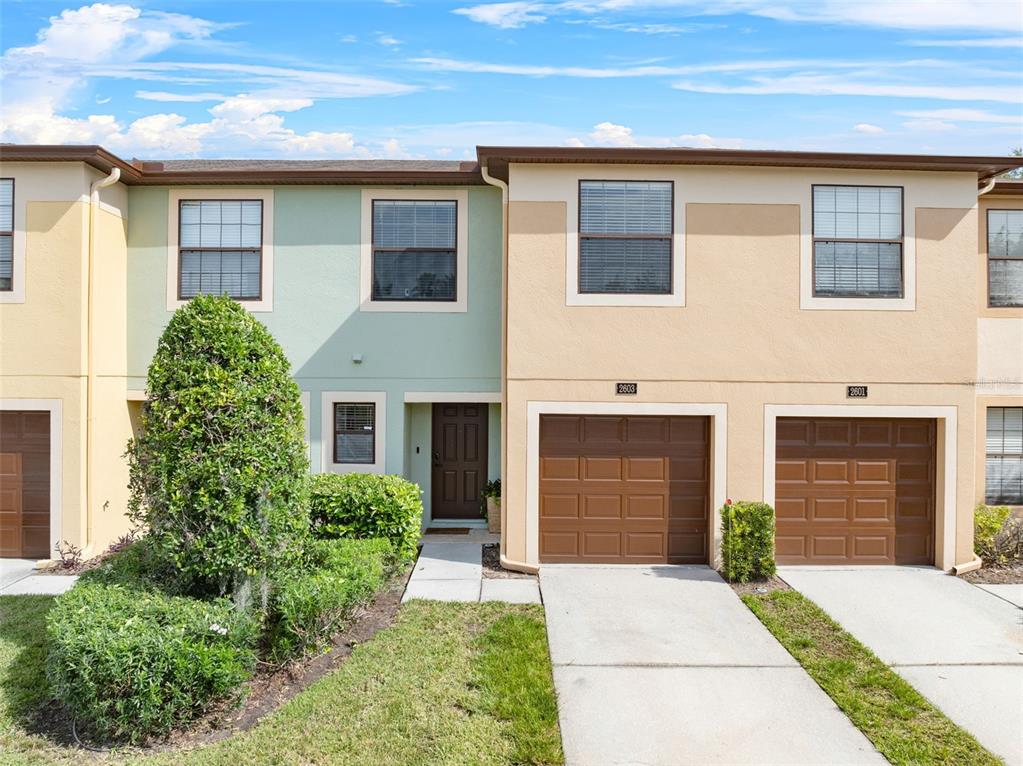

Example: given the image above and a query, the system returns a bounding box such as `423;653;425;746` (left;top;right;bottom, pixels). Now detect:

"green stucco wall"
126;185;502;521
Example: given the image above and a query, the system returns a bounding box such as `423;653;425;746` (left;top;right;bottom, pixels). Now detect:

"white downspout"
86;167;120;552
480;164;537;574
978;176;998;196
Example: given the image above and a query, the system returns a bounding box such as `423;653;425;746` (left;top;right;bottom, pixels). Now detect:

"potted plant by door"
481;479;501;534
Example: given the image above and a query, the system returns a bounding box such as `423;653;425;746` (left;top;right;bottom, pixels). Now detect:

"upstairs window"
0;179;13;292
987;210;1023;307
579;180;673;295
372;200;457;301
333;403;376;464
812;185;903;298
178;199;262;300
986;407;1023;505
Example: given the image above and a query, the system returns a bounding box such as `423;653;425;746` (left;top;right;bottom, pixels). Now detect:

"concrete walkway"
781;566;1023;766
402;542;541;604
0;559;78;596
541;565;884;766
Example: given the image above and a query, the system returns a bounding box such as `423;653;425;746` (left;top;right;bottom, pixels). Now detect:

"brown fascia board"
476;146;1023;185
0;145;485;186
988;180;1023;196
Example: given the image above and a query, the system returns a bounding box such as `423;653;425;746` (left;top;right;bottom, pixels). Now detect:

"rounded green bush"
127;295;309;596
46;581;258;743
308;473;423;561
721;501;777;583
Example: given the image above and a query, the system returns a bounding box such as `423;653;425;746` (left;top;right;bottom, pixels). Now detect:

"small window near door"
333;403;376;464
987;210;1023;307
372;200;457;301
0;179;13;292
812;185;903;298
986;407;1023;505
578;180;673;294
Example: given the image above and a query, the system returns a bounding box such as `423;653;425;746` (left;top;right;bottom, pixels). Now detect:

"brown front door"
775;417;936;565
0;411;51;558
539;415;710;564
431;403;489;520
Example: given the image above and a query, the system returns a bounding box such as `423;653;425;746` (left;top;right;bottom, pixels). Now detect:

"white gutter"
978;177;998;196
86;167;120;550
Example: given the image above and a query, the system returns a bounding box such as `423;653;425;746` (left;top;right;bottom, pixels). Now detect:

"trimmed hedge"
267;538;394;661
77;535;179;594
46;581;257;743
721;501;777;583
126;295;309;597
308;474;423;561
975;504;1023;565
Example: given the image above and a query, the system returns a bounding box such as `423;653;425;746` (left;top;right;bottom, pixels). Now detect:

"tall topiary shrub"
721;500;777;583
127;295;309;597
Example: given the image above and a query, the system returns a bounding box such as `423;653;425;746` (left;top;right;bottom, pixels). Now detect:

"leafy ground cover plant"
721;500;777;583
974;504;1023;566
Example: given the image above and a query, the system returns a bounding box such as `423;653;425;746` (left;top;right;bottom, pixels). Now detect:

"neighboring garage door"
0;411;51;559
539;415;710;564
775;417;935;565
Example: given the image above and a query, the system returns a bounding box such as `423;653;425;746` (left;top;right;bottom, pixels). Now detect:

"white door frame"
763;404;957;571
525;401;728;567
1;399;63;556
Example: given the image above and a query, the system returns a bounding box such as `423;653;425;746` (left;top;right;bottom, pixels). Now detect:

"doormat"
424;527;471;535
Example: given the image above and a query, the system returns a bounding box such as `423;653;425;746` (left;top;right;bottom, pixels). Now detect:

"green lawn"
0;596;563;766
743;590;1002;766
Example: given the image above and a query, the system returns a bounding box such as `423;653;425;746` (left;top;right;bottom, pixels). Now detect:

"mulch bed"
28;565;413;753
482;544;536;580
726;574;791;597
960;563;1023;585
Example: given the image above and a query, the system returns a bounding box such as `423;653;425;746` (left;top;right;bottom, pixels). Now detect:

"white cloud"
377;33;402;46
135;90;226;102
905;36;1023;48
853;123;884;133
453;1;1022;32
453;1;548;28
567;121;746;148
896;108;1023;124
340;34;358;43
901;119;957;132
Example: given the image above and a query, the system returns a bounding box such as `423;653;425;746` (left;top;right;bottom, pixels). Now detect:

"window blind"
986;407;1023;504
579;181;672;295
987;210;1023;307
334;403;376;464
179;200;262;299
0;179;12;292
372;200;457;301
812;185;903;298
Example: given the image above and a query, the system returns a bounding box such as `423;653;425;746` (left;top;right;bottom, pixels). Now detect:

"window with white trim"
578;180;673;295
372;200;457;301
178;199;262;300
987;407;1023;505
0;179;13;292
987;210;1023;308
333;403;376;465
812;185;903;298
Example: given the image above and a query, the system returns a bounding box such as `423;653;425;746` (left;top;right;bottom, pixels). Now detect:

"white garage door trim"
763;404;957;571
1;398;63;556
526;401;727;568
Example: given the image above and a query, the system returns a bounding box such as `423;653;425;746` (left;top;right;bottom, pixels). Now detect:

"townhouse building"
0;144;1019;573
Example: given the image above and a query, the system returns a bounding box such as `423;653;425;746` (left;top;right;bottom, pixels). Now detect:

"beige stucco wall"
503;165;981;570
0;161;132;557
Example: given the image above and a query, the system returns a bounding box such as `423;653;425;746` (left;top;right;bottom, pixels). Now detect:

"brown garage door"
539;415;709;564
0;411;51;559
775;417;935;565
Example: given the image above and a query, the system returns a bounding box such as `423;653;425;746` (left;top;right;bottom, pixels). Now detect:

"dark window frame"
177;199;264;301
811;183;905;299
332;402;377;465
577;179;675;296
371;198;458;303
0;178;14;293
986;208;1023;309
986;406;1023;505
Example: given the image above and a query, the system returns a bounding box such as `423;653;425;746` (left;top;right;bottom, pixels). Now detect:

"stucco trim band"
0;398;63;555
762;403;957;571
525;400;727;567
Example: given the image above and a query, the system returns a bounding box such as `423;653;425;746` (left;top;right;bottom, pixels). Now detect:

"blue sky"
1;0;1021;159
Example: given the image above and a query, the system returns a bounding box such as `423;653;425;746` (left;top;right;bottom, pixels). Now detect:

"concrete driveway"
780;566;1023;766
540;565;884;766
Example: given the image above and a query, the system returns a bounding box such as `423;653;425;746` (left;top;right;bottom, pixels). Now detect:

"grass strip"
742;589;1003;766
